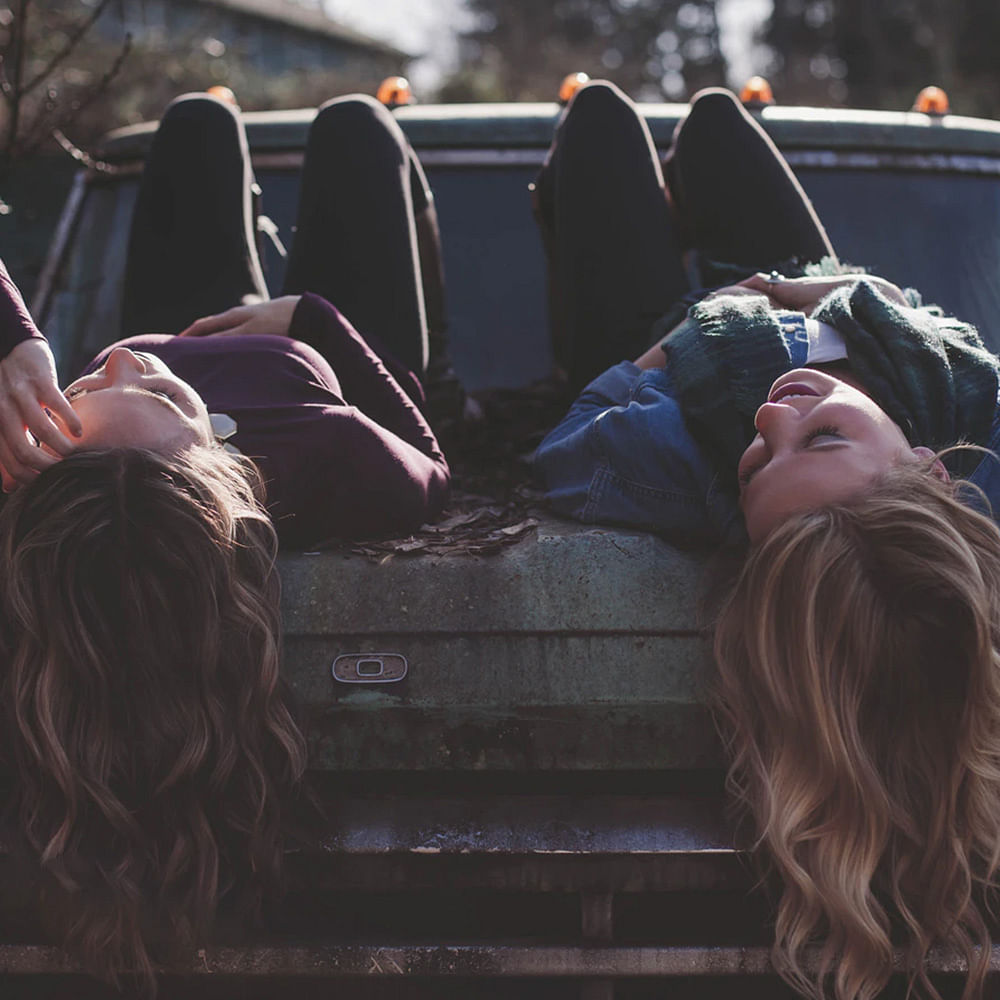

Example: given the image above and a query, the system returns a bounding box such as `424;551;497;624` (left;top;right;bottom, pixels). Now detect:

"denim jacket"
535;311;1000;547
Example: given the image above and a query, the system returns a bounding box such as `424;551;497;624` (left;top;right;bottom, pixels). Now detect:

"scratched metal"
0;943;996;977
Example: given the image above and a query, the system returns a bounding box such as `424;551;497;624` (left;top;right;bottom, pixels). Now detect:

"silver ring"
766;270;784;284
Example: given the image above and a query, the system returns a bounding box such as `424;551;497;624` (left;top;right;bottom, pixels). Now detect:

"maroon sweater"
0;262;449;546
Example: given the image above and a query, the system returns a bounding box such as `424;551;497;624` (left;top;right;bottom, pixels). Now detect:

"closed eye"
802;424;843;446
740;425;844;488
148;386;179;403
66;383;179;404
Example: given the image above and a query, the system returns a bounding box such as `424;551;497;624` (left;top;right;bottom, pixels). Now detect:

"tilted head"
58;346;214;454
738;368;942;542
0;445;307;989
714;460;1000;1000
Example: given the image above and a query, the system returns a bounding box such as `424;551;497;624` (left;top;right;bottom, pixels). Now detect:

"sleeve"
288;292;447;474
534;361;733;544
0;258;46;359
257;404;451;547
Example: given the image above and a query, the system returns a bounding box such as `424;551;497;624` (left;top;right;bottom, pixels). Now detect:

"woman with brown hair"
0;89;449;990
534;80;1000;999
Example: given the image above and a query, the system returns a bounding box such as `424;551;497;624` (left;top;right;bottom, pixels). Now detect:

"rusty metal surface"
279;517;706;635
280;517;719;772
302;701;720;771
315;795;732;856
1;943;996;978
283;849;746;894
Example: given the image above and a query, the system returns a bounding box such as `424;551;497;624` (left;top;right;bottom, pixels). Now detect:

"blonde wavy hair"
713;459;1000;1000
0;446;308;993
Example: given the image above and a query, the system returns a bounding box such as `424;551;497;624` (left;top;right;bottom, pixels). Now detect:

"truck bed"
21;97;1000;996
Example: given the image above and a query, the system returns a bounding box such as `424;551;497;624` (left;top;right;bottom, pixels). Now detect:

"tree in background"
0;0;131;200
764;0;1000;116
0;0;405;175
0;0;399;293
439;0;726;103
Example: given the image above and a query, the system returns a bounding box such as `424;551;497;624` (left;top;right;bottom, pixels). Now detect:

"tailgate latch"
332;653;408;684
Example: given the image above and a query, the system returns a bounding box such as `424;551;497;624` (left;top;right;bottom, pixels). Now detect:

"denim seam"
588;463;705;511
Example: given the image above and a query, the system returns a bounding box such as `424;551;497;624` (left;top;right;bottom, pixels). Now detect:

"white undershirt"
806;317;848;364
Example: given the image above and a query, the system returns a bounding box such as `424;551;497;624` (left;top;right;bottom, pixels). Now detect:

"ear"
911;445;950;482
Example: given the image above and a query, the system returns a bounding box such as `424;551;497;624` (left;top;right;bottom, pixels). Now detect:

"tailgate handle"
332;652;408;684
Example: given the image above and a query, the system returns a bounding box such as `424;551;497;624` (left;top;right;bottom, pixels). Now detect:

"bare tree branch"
50;128;119;174
21;0;116;97
3;0;33;165
16;31;132;159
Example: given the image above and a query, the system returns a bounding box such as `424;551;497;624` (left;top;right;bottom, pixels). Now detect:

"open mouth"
769;382;821;404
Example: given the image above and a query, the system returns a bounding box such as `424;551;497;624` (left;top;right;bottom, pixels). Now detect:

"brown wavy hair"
0;446;308;992
713;460;1000;1000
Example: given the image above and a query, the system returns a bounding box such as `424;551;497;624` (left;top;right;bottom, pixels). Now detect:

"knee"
310;93;407;162
159;92;241;134
558;79;644;154
150;93;244;167
564;79;633;125
685;88;746;126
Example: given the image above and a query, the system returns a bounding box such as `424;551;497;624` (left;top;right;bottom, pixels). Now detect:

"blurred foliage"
439;0;726;103
440;0;1000;117
764;0;1000;116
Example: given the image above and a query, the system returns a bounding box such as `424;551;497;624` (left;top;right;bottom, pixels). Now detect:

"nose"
104;347;147;383
753;400;795;442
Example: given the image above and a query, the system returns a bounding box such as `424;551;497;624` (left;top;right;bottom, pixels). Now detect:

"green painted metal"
97;100;1000;162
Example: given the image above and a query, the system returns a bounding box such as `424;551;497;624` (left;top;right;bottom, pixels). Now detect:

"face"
738;369;922;542
58;348;213;454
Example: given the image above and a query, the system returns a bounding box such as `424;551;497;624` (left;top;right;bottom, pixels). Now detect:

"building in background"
100;0;411;83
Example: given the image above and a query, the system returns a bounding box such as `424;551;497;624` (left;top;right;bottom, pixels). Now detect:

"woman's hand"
178;296;302;339
701;283;785;310
0;338;82;490
738;273;909;314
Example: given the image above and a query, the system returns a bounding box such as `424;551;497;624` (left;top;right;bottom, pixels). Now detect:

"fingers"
178;307;249;337
23;400;77;458
40;382;82;439
738;273;773;293
0;389;75;485
0;416;59;487
0;465;16;494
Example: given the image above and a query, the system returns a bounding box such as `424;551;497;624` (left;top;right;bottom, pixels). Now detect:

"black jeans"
533;81;836;392
121;93;442;378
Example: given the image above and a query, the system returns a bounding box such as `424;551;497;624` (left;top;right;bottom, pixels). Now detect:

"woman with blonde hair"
534;81;1000;998
714;463;1000;1000
0;89;449;990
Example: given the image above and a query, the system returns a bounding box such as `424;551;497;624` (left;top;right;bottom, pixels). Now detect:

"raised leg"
533;80;689;392
665;88;836;271
120;93;268;337
282;95;429;376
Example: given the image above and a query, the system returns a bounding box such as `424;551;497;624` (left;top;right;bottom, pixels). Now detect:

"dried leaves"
321;374;569;561
345;489;543;560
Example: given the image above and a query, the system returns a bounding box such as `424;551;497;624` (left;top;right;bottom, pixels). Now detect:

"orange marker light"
377;76;414;107
740;76;775;106
206;85;238;107
913;86;949;115
559;72;590;104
